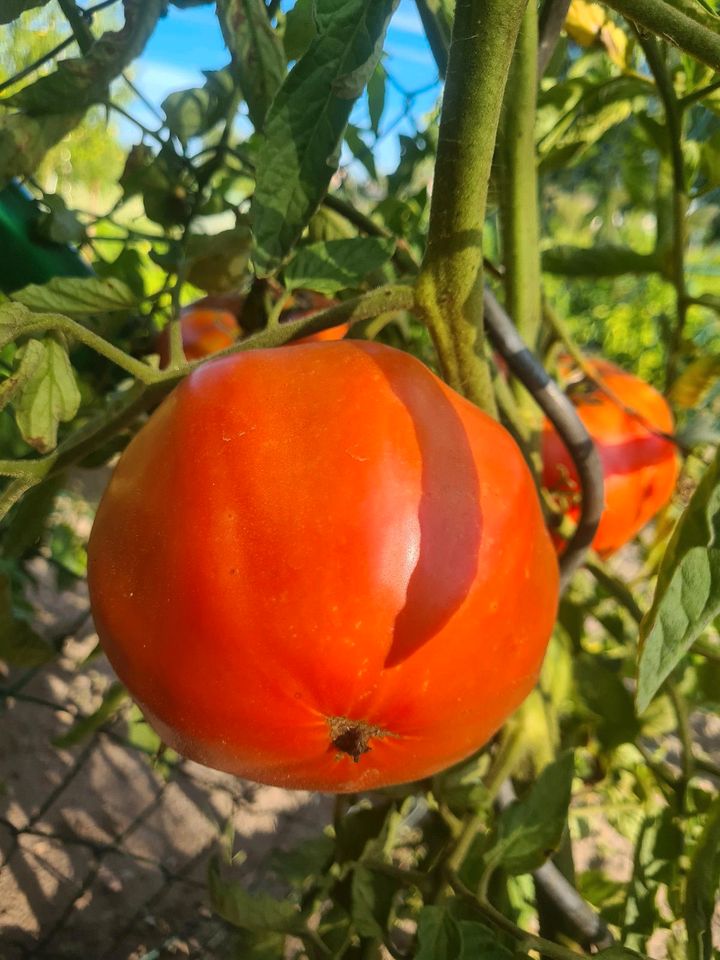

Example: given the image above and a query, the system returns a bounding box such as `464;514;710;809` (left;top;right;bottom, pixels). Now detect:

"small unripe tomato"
542;359;679;557
157;305;239;366
88;342;558;792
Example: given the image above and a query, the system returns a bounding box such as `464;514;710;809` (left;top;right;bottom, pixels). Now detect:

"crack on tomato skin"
327;716;389;763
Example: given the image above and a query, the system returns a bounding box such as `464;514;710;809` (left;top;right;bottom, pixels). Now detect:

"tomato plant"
88;341;558;791
543;359;679;556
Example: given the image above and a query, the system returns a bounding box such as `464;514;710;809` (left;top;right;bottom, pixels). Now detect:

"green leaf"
541;245;661;277
350;864;397;939
685;793;720;960
0;574;54;667
162;66;236;145
186;226;253;293
283;0;316;61
0;474;64;559
49;523;87;579
0;302;37;347
53;683;128;749
491;752;575;875
457;921;513;959
208;856;304;934
0;0;51;23
268;833;335;888
12;336;81;453
345;124;378;179
283;237;394;294
3;0;165;114
637;447;720;713
575;653;640;749
12;277;137;314
217;0;286;129
415;906;462;960
367;62;386;135
335;801;393;863
252;0;399;275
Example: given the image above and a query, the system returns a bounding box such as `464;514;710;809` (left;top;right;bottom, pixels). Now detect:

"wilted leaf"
13;277;137;314
685;793;720;960
283;237;394;294
208;857;304;933
0;0;51;23
12;336;81;453
53;683;128;749
218;0;286;128
253;0;399;275
637;447;720;713
490;751;574;875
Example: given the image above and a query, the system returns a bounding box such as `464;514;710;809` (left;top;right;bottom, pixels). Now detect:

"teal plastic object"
0;181;92;294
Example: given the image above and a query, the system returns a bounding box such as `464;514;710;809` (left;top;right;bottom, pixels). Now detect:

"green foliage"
638;446;720;712
252;0;399;274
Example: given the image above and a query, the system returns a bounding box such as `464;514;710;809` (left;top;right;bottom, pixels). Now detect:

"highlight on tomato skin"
87;340;560;794
542;357;679;558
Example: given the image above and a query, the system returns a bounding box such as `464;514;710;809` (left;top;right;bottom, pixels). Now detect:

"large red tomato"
542;358;679;557
88;342;558;792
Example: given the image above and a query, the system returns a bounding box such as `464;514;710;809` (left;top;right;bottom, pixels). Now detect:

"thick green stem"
605;0;720;72
416;0;528;415
1;315;160;384
499;2;541;353
639;34;688;390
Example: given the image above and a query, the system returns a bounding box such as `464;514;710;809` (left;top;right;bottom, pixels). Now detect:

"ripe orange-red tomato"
542;359;679;557
157;305;239;366
88;342;558;792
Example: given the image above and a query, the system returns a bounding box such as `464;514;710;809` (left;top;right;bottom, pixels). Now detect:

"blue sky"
126;0;440;173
